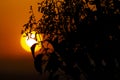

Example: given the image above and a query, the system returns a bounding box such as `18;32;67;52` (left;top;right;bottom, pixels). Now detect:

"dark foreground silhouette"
21;0;120;80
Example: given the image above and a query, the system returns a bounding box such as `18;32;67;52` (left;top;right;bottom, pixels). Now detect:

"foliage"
21;0;120;80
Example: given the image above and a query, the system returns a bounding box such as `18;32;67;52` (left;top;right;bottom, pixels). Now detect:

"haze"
0;0;42;79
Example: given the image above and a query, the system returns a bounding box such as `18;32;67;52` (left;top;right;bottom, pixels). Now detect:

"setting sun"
20;31;42;52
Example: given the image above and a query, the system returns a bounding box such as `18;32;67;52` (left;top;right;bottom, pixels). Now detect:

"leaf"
21;30;24;34
38;6;41;12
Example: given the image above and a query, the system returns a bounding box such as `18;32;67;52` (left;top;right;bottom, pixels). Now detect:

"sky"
0;0;42;79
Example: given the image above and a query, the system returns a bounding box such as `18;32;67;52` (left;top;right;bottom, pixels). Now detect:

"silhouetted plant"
21;0;120;80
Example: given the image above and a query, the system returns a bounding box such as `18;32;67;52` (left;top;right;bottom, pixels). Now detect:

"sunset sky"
0;0;42;79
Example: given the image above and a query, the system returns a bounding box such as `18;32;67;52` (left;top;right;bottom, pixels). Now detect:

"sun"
20;31;42;52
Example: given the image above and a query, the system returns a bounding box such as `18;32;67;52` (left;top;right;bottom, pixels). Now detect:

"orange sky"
0;0;42;79
0;0;41;59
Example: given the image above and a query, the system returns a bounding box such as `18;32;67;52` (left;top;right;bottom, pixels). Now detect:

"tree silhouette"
21;0;120;80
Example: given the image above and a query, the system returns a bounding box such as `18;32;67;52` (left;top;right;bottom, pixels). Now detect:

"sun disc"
20;32;42;52
26;37;37;47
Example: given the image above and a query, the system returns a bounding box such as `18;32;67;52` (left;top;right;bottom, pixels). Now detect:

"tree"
21;0;120;80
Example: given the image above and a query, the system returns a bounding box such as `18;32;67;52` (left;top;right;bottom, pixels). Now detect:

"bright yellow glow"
26;38;37;47
20;31;42;52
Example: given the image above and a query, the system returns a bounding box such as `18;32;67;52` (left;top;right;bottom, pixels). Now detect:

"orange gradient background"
0;0;43;79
